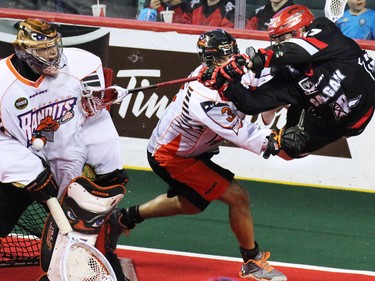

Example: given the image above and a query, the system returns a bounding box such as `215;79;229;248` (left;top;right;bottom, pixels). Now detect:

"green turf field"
119;169;375;272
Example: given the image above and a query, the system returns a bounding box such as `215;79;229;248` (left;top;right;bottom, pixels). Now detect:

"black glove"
246;46;267;75
263;126;310;159
198;54;250;96
220;54;250;81
198;66;229;93
25;167;58;203
281;125;310;157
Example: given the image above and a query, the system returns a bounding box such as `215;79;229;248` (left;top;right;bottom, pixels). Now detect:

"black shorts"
0;183;33;237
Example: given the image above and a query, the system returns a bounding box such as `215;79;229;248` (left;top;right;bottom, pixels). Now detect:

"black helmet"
197;29;239;67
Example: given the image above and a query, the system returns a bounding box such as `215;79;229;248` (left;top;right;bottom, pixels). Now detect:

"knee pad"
40;176;126;279
94;169;129;187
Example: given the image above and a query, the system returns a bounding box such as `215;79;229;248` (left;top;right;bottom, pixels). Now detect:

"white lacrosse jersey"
0;48;122;195
147;65;271;158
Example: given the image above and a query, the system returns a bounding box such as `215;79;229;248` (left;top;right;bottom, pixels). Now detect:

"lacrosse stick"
46;197;117;281
81;76;197;116
324;0;348;22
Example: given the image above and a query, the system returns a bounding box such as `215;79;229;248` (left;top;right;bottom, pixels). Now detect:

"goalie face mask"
268;4;314;45
197;29;240;67
13;18;63;77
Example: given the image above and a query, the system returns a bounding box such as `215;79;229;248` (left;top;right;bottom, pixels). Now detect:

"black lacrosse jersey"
230;17;375;134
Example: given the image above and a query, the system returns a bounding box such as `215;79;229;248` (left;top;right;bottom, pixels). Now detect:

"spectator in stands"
336;0;375;40
148;0;189;23
1;0;138;19
246;0;293;30
182;0;235;27
99;0;138;19
1;0;92;14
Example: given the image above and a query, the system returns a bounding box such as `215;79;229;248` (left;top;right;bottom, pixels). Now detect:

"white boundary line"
8;233;40;240
118;245;375;277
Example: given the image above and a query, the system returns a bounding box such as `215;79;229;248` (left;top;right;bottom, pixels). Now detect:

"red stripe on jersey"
348;106;374;129
259;48;274;68
305;37;328;50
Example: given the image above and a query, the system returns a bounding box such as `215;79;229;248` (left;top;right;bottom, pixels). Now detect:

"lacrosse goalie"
0;18;129;280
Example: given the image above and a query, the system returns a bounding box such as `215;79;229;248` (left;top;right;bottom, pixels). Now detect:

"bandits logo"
18;97;77;147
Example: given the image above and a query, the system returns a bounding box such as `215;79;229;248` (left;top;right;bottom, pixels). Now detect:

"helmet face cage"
268;5;315;45
13;18;62;71
197;29;239;67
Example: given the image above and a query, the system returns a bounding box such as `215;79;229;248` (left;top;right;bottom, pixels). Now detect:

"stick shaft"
298;109;306;130
128;76;197;94
46;197;73;235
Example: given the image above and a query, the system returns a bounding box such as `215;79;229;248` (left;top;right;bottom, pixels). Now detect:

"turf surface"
120;169;375;272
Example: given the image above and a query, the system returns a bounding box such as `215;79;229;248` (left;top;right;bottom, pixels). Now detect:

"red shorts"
147;151;234;210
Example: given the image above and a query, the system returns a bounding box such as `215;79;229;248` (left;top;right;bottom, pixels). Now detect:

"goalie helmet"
268;4;315;44
197;29;240;67
13;18;63;77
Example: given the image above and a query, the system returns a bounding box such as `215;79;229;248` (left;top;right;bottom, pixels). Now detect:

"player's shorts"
0;183;33;237
147;151;234;211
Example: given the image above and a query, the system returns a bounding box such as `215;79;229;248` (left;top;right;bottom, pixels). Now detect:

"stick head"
61;234;117;281
325;0;348;22
80;85;119;117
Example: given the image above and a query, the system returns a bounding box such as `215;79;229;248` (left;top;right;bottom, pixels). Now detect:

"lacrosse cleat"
239;252;287;281
106;208;134;253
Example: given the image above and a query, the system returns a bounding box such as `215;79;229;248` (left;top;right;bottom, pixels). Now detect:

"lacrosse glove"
263;126;310;159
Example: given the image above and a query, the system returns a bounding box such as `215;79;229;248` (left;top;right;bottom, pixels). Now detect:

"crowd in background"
0;0;374;39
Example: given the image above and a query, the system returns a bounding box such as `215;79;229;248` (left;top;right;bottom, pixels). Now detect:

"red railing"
2;7;373;50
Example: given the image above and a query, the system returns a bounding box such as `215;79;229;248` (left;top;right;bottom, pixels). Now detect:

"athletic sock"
119;205;144;229
240;242;259;262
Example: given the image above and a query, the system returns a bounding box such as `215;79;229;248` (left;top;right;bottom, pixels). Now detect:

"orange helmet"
267;4;315;44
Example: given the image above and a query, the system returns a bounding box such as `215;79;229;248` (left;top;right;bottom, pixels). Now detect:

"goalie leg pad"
94;168;129;187
42;176;126;278
40;214;59;272
61;176;126;234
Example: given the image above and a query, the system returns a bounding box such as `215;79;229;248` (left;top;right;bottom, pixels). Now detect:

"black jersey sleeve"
225;75;301;115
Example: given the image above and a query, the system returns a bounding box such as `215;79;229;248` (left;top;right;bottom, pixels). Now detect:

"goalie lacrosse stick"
81;76;197;116
46;197;117;281
325;0;348;22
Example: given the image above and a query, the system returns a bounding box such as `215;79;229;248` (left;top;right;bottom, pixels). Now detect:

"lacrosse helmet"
268;4;315;44
13;18;62;76
197;29;239;67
